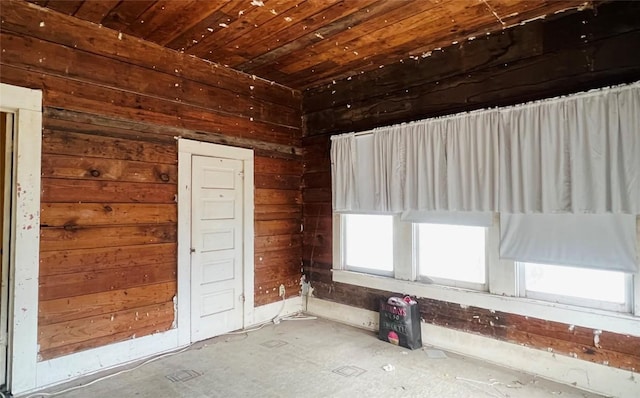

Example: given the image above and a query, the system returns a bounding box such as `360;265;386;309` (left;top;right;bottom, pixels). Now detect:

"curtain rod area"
330;80;640;141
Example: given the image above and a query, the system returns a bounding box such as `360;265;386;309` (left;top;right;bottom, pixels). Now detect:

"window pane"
344;214;393;273
523;262;627;304
417;224;486;284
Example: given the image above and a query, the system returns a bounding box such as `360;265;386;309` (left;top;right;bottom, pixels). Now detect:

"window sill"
332;270;640;337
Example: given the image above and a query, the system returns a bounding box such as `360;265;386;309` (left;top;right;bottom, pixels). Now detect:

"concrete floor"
33;317;603;398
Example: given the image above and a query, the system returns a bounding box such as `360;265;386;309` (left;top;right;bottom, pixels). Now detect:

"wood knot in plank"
90;169;101;177
159;173;170;182
63;222;79;231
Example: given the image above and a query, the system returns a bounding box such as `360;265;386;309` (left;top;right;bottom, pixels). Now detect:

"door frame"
177;139;254;346
0;83;43;393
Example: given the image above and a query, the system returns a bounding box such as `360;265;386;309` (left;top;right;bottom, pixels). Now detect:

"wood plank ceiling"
27;0;592;90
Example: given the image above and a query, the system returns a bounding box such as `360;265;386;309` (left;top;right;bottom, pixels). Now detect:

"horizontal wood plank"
38;301;174;351
255;189;302;205
39;281;176;325
2;0;302;109
41;178;177;204
255;234;302;252
255;263;301;286
255;248;301;270
39;263;176;301
41;203;177;227
302;188;331;204
44;108;300;158
40;243;177;276
43;128;177;164
255;156;303;175
239;0;386;73
0;65;300;147
303;203;332;218
38;320;173;361
40;224;177;252
42;154;177;184
255;204;302;221
73;0;121;24
255;276;301;306
507;329;640;371
255;219;301;237
101;1;156;33
0;32;300;128
302;171;331;189
255;172;301;190
303;28;640;135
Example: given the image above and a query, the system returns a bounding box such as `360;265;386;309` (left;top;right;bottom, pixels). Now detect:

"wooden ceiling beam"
238;0;398;73
231;0;378;70
45;0;83;15
101;1;156;33
270;0;445;77
73;0;121;25
144;1;230;46
23;0;596;90
187;0;300;59
164;2;249;52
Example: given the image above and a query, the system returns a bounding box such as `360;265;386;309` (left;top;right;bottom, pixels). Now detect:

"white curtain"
500;83;640;213
498;101;571;213
446;111;499;212
331;81;640;215
403;122;447;211
500;214;637;272
330;133;356;212
403;113;500;212
331;133;384;213
374;127;405;212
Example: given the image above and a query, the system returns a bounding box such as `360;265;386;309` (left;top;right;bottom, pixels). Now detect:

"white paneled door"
190;155;244;341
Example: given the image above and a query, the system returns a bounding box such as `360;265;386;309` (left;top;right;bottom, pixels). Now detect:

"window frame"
333;213;640;326
341;213;395;277
414;223;490;292
516;262;634;313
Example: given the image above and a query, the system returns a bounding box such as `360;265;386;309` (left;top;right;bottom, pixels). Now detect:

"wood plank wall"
0;0;303;360
304;1;640;135
301;2;640;373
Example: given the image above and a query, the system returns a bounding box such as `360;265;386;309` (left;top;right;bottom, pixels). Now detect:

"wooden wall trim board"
0;65;300;148
300;1;640;384
36;295;304;391
43;109;300;158
35;329;181;390
0;31;299;128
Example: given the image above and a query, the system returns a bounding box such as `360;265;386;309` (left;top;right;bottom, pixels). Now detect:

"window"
417;223;487;290
519;262;631;312
343;214;393;276
340;214;492;290
335;213;640;317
